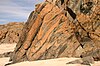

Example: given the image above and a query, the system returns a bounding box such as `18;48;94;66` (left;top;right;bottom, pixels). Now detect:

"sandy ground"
0;43;100;66
0;43;16;54
0;43;16;66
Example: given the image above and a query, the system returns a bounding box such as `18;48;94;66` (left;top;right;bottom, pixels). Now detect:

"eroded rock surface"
10;0;100;64
0;22;24;44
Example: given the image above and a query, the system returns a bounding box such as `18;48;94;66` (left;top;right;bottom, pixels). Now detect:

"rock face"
10;0;100;63
0;22;24;44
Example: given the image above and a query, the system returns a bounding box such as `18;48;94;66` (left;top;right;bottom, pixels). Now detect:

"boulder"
10;0;100;64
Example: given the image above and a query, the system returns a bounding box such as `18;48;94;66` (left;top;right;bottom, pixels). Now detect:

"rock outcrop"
10;0;100;64
0;22;24;44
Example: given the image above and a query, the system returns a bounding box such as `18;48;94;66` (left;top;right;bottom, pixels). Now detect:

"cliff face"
0;22;24;44
10;0;100;63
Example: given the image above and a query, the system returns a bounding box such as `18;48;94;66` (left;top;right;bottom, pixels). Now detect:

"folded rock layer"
10;0;100;63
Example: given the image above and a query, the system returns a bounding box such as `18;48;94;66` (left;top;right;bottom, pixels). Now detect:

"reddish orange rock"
10;0;100;64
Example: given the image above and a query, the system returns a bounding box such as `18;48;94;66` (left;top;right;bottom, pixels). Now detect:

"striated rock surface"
0;22;24;44
10;0;100;64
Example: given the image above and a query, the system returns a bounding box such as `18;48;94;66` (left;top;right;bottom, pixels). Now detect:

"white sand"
0;43;100;66
0;43;16;54
8;58;86;66
0;57;10;66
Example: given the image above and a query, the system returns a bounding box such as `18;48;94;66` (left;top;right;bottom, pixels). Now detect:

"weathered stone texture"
10;0;100;63
0;22;24;44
